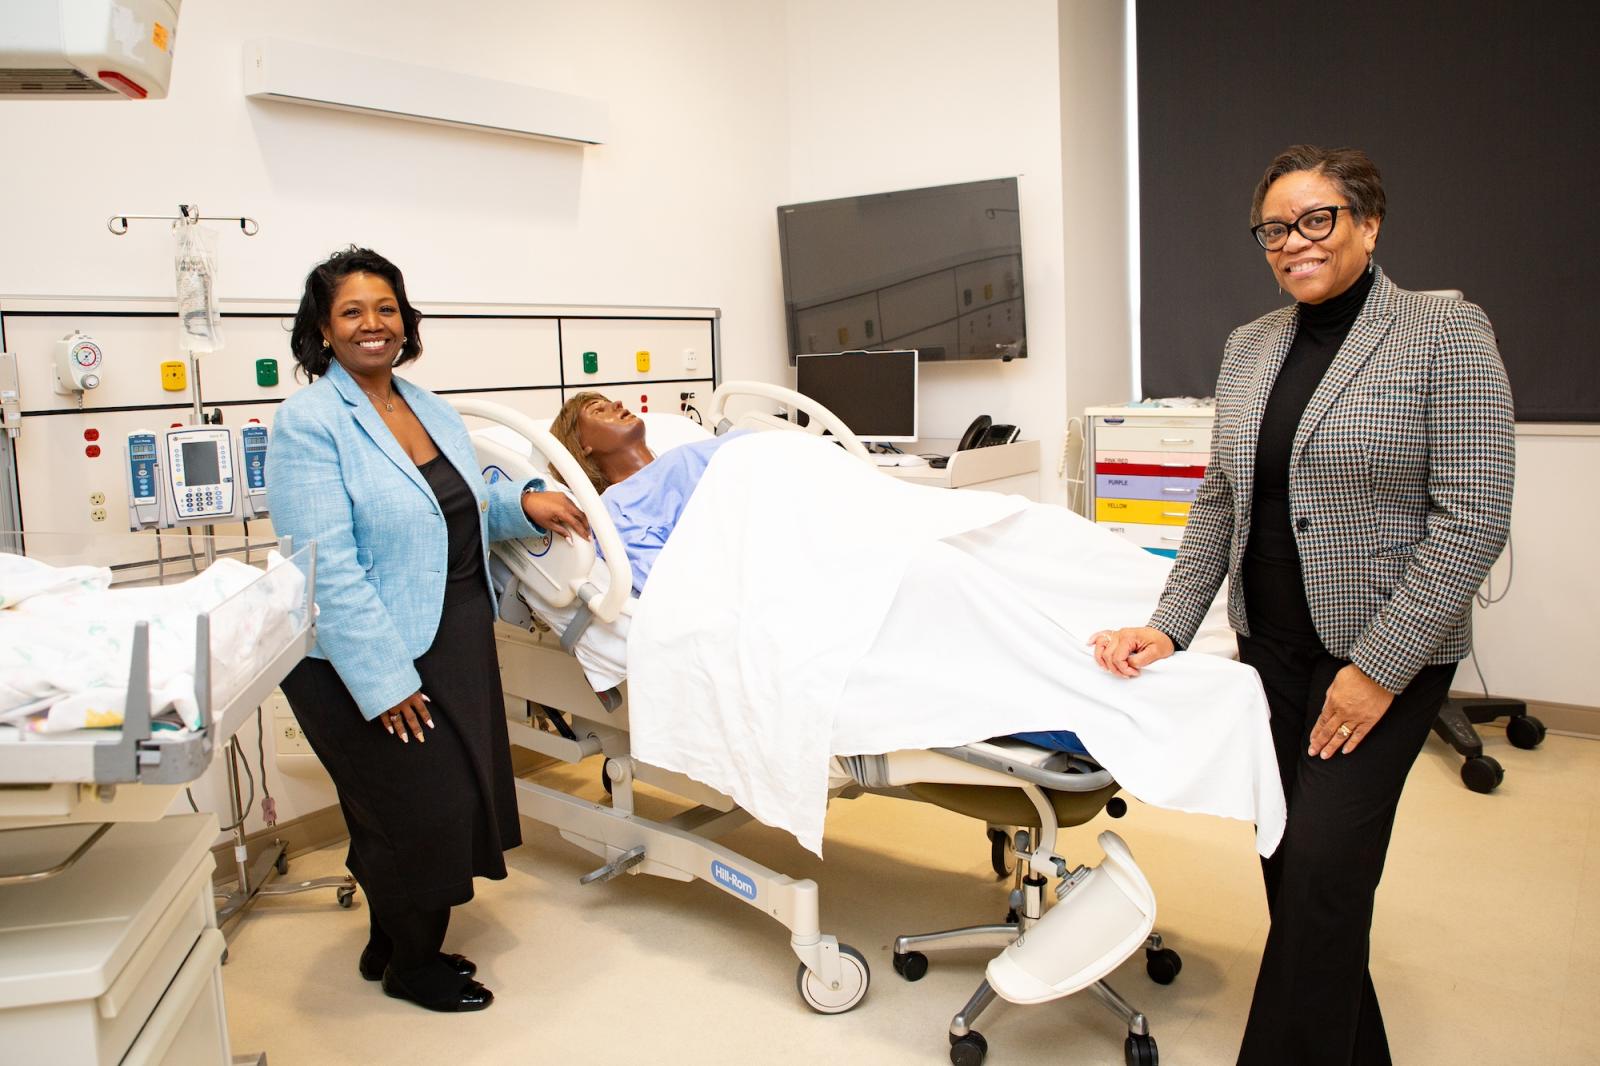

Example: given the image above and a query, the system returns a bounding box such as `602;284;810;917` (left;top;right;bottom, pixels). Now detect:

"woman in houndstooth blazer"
1093;146;1514;1065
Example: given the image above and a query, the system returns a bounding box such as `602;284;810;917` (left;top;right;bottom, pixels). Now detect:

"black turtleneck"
1243;262;1375;648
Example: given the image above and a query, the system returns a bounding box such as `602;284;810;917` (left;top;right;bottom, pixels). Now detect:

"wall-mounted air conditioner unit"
0;0;179;99
243;38;609;147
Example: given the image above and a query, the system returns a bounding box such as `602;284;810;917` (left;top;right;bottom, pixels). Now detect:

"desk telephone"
957;415;1020;451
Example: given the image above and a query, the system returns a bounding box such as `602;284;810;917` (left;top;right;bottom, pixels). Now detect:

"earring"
322;338;330;348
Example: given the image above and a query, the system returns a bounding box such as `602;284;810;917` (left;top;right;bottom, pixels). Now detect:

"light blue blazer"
265;359;542;719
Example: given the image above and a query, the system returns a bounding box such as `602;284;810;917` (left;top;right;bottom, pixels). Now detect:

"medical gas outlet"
53;331;104;395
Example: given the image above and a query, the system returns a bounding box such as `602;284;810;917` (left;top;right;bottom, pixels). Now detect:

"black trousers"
1235;635;1455;1066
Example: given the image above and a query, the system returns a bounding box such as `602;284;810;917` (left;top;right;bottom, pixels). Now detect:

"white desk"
882;439;1040;500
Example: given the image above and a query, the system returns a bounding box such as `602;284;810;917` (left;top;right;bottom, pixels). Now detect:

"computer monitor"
793;349;918;444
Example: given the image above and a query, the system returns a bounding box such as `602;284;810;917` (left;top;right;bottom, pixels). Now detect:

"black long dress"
280;452;521;915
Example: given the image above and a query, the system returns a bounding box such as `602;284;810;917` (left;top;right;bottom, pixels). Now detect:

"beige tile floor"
222;726;1600;1065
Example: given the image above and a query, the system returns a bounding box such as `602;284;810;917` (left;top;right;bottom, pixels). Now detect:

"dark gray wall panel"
1136;0;1598;420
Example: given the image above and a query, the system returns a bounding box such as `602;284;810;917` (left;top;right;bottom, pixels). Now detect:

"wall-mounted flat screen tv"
777;176;1026;364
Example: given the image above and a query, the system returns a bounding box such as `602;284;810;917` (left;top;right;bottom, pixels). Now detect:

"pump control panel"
162;425;240;524
125;431;163;530
240;423;270;519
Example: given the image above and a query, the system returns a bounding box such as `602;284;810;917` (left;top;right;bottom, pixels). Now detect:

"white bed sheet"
0;553;304;734
625;432;1285;858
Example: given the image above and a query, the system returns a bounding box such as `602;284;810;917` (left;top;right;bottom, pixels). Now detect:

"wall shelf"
242;38;608;146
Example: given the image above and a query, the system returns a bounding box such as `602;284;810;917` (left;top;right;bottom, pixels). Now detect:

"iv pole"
107;207;358;935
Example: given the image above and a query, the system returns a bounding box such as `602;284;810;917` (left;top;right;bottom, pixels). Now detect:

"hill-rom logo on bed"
711;860;758;901
482;464;552;557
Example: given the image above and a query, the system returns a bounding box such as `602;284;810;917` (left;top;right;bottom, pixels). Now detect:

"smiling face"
1259;169;1380;304
576;395;645;458
321;272;404;377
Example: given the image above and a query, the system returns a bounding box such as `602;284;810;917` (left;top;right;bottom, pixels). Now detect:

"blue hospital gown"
601;430;749;595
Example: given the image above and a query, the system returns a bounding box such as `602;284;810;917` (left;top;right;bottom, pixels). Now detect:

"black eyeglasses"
1250;205;1350;251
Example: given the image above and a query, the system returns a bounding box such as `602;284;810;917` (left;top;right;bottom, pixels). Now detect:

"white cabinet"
0;814;232;1066
1085;406;1214;557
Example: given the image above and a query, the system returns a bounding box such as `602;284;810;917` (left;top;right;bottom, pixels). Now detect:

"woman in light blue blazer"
267;247;587;1013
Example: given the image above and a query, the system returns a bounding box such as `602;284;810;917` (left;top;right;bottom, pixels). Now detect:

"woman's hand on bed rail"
523;490;591;541
380;690;434;744
1090;627;1175;678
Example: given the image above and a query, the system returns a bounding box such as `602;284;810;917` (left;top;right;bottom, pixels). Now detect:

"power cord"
1467;537;1515;697
1058;416;1087;514
257;708;277;826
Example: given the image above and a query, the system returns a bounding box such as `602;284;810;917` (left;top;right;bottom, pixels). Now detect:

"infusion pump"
125;423;271;530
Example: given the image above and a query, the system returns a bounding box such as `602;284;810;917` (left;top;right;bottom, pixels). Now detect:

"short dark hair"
1250;145;1386;228
289;246;423;379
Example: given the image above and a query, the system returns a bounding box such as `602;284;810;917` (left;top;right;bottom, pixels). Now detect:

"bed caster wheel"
986;827;1011;878
1124;1033;1158;1066
1106;797;1128;818
1507;715;1546;750
274;852;289;876
336;886;357;909
1145;946;1182;985
796;945;869;1014
1461;755;1504;794
600;759;614;796
893;950;929;982
949;1031;987;1066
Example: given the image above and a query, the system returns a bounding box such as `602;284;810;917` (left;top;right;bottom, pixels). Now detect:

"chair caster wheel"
1145;946;1182;985
986;827;1011;878
949;1030;988;1066
892;950;929;982
1507;714;1545;750
1461;755;1504;793
274;852;289;876
1004;908;1019;925
336;886;357;909
1125;1032;1159;1066
1106;796;1128;818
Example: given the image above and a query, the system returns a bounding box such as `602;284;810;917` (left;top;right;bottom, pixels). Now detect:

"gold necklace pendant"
364;388;396;413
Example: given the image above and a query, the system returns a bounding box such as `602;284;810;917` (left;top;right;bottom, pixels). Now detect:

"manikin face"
576;396;644;459
1258;169;1380;305
322;272;404;375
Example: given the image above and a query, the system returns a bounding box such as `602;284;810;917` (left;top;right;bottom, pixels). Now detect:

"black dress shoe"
359;948;477;982
380;967;494;1012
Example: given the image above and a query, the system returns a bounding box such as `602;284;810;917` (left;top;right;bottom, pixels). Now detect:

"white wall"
1058;0;1137;506
1458;430;1600;710
0;0;794;383
783;0;1073;504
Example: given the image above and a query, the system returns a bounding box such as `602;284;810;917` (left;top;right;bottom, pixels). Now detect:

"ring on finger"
1336;723;1353;739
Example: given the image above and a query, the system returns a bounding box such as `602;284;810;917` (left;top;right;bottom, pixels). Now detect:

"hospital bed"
458;385;1177;1066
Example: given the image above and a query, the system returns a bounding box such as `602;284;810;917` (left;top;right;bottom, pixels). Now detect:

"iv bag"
174;221;224;352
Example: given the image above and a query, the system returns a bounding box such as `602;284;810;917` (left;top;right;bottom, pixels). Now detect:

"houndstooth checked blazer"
1148;267;1515;693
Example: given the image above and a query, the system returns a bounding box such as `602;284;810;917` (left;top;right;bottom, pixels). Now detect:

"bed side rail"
706;381;873;464
930;740;1115;793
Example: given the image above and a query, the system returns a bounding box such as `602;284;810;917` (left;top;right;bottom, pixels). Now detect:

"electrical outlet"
90;507;107;522
683;347;698;372
89;491;106;505
275;715;313;757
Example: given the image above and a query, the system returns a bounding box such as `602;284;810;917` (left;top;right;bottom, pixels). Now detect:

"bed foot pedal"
579;845;645;885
